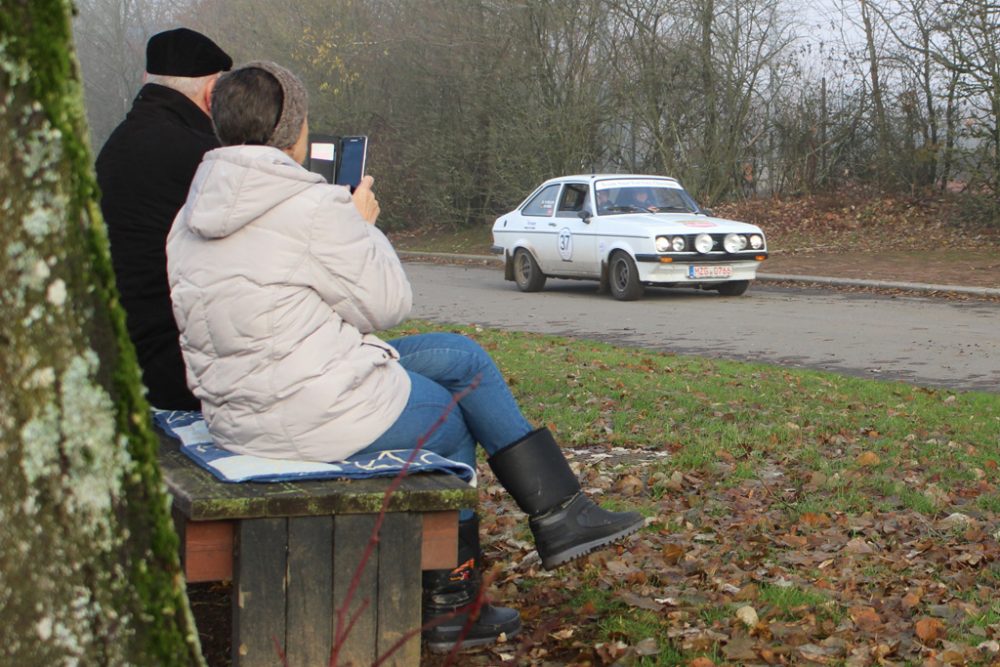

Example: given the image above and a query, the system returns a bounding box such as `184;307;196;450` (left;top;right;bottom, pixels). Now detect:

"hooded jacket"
167;145;412;461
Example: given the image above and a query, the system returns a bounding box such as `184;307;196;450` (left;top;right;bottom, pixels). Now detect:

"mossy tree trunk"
0;1;203;664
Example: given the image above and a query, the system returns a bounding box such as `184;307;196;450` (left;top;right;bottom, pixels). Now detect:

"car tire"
608;251;643;301
716;280;750;296
512;249;546;292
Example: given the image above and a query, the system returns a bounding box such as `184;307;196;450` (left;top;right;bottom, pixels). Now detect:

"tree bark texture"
0;1;203;664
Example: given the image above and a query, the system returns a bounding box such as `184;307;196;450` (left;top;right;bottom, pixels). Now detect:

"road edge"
396;251;1000;298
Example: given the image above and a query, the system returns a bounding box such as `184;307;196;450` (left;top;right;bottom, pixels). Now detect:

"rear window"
521;184;560;217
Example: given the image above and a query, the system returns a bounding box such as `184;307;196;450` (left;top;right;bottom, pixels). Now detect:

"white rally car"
491;175;767;300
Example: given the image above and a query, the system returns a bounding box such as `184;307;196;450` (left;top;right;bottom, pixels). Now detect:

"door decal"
558;227;573;261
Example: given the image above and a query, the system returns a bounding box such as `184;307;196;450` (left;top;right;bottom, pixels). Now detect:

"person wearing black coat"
96;28;231;409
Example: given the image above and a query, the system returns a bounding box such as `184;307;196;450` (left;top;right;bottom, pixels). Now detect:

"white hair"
145;72;217;99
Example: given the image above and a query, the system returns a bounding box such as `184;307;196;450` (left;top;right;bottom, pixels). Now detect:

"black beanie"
146;28;233;77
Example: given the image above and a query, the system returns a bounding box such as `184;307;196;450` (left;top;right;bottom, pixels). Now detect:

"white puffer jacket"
166;145;411;461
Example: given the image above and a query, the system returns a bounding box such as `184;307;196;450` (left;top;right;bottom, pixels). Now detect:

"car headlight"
671;236;686;251
655;236;671;253
749;234;763;250
694;233;714;254
723;233;747;253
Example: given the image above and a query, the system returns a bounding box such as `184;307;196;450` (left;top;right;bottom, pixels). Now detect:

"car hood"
595;212;763;234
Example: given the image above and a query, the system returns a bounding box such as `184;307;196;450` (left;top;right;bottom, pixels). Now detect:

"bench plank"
234;518;287;667
179;511;459;582
333;514;379;666
180;520;234;582
286;516;334;667
159;432;477;520
377;512;423;665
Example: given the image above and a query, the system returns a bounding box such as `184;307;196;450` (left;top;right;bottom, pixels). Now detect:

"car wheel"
609;251;643;301
716;280;750;296
512;249;546;292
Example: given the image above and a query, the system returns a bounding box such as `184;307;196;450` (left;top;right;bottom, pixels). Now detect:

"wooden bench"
157;432;478;667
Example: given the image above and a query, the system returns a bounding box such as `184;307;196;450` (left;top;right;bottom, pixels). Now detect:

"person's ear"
203;74;219;112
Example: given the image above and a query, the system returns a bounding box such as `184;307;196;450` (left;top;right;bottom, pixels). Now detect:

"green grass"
758;583;832;619
389;320;1000;509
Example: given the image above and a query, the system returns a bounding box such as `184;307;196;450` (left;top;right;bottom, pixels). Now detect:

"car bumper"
635;259;763;284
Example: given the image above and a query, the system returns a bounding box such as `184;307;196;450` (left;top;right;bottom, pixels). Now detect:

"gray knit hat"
244;60;308;149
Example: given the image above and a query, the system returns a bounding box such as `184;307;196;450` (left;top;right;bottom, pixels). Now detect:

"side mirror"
578;209;592;223
701;208;714;217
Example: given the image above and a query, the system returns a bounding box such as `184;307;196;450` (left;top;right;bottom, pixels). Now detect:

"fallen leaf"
938;512;973;529
614;474;645;495
856;451;880;466
978;639;1000;653
924;483;951;507
617;590;664;612
666;470;685;491
849;606;882;631
736;605;759;627
635;637;659;656
663;543;685;565
901;591;922;610
800;512;831;527
688;658;715;667
844;537;875;554
723;634;758;661
915;617;945;644
799;642;843;664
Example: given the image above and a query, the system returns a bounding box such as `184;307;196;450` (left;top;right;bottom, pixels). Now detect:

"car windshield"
594;179;700;215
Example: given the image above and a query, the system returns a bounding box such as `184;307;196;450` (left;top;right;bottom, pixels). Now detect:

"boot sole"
424;626;522;653
539;517;644;570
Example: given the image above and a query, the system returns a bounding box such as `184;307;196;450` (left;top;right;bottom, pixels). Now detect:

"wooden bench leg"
377;513;422;665
332;514;379;666
233;518;287;667
287;516;334;667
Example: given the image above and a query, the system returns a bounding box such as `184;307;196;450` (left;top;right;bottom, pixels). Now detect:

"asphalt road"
402;261;1000;394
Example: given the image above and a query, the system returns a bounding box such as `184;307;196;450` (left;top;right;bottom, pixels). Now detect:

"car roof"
545;174;682;185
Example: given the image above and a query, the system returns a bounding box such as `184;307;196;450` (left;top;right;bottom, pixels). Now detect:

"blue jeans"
360;333;533;472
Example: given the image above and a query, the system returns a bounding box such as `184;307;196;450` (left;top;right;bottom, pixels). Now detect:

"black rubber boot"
488;428;645;569
422;515;522;653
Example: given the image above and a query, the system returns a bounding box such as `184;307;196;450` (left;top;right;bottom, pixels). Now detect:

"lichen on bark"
0;1;203;664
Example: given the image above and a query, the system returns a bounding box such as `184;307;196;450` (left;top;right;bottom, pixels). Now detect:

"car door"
552;183;598;276
517;183;561;271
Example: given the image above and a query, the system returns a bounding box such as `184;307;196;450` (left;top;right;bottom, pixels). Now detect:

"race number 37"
558;227;573;261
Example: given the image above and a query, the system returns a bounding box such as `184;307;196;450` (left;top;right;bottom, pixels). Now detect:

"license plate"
688;265;733;279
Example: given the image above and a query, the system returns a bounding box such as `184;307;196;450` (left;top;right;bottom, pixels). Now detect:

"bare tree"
73;0;998;229
932;0;1000;201
73;0;185;147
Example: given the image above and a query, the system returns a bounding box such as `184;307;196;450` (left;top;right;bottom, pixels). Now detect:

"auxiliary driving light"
694;233;714;254
723;233;745;253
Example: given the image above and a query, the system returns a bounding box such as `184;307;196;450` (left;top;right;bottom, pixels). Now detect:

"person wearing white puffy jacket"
167;60;642;652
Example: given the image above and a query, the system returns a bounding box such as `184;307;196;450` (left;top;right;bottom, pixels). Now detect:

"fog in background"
73;0;1000;229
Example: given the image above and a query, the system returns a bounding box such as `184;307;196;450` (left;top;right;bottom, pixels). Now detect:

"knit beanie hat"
146;28;232;77
243;60;308;149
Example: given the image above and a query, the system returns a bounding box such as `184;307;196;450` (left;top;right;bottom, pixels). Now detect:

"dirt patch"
762;250;1000;289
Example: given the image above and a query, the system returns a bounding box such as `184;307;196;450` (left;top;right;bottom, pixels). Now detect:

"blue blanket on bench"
154;410;476;485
